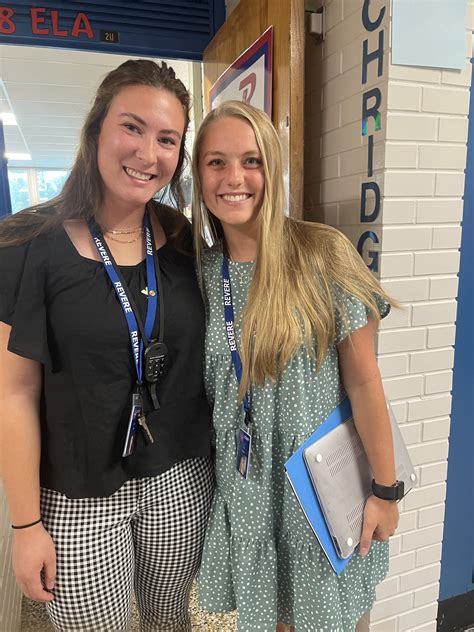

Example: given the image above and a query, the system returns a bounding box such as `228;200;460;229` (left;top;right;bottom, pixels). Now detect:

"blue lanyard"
89;211;158;385
222;256;252;414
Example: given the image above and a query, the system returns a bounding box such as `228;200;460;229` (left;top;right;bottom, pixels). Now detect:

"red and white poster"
209;26;273;116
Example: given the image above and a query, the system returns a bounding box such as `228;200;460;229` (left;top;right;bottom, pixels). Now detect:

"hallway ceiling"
0;45;194;170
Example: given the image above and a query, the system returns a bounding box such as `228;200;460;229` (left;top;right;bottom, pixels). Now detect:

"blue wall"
0;120;12;218
439;61;474;601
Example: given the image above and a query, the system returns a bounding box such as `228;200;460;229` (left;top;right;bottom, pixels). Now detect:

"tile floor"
20;595;474;631
20;585;236;631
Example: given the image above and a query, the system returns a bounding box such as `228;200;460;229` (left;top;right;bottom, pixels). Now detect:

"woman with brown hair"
0;59;212;631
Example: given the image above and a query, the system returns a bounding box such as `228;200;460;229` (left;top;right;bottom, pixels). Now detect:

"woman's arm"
0;322;56;601
337;317;399;556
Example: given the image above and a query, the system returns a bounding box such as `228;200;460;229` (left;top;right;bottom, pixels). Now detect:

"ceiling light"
1;113;17;125
6;152;32;160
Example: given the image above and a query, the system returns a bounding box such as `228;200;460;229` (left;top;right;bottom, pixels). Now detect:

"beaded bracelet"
11;518;42;530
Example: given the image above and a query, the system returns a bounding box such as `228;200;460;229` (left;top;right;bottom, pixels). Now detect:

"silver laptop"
303;402;417;559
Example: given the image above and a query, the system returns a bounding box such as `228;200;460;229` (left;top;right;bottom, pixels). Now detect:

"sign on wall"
392;0;467;70
0;1;225;60
209;26;273;115
357;1;386;274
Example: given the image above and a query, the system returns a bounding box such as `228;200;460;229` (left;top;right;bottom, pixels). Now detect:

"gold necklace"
105;232;144;244
103;225;143;235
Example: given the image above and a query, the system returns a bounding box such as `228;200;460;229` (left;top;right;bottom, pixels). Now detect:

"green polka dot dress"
198;248;390;632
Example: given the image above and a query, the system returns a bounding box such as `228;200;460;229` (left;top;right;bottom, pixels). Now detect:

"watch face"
372;479;405;501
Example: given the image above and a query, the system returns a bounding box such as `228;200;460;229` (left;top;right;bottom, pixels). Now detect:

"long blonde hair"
192;101;394;398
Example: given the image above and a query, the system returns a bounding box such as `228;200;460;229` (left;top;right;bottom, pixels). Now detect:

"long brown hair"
0;59;191;248
192;101;395;397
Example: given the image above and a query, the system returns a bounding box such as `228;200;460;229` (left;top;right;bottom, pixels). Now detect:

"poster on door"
209;26;273;116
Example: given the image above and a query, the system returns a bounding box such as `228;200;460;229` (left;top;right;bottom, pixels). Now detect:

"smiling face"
97;84;185;215
198;116;265;237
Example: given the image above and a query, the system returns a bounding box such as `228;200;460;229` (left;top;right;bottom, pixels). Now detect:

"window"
8;170;30;214
37;170;69;203
8;168;69;212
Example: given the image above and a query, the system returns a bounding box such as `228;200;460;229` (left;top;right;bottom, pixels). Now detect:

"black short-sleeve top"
0;223;211;498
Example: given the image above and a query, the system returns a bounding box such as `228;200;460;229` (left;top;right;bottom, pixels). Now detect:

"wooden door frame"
203;0;305;217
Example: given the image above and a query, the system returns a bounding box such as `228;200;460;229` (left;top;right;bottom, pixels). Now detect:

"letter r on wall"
362;88;382;135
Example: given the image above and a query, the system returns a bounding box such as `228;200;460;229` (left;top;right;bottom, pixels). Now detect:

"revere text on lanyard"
222;256;254;479
88;210;163;455
89;210;158;385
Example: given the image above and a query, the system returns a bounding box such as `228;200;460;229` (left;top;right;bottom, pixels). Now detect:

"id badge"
236;426;252;479
122;393;142;457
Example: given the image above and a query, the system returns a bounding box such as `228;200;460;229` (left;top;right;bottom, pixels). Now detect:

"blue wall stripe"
0;121;12;219
439;61;474;601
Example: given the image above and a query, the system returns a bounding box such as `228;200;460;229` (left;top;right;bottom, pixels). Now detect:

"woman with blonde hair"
192;100;399;631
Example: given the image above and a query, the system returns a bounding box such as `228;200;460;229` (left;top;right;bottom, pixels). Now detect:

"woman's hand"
337;320;400;558
12;522;56;602
359;495;399;557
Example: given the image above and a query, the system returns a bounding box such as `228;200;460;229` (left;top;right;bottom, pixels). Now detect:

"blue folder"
284;397;354;576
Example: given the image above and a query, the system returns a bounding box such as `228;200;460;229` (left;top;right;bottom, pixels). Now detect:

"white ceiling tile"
1;44;195;171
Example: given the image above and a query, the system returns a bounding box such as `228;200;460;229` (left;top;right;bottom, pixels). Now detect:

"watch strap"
372;478;405;501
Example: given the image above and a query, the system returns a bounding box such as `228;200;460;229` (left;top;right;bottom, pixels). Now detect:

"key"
245;419;261;471
244;409;253;427
138;414;154;444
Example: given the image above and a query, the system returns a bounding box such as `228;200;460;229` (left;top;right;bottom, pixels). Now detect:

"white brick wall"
304;0;471;630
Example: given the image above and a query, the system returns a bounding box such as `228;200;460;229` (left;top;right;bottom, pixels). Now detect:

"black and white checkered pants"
40;457;214;632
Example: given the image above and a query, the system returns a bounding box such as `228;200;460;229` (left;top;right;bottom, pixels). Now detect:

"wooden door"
202;0;305;217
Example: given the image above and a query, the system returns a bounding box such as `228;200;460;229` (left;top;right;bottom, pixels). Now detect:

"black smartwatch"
372;479;405;501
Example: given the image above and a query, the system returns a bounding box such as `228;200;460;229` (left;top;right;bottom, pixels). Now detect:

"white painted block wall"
304;1;471;630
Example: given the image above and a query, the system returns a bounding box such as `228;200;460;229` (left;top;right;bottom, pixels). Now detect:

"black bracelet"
11;518;42;530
